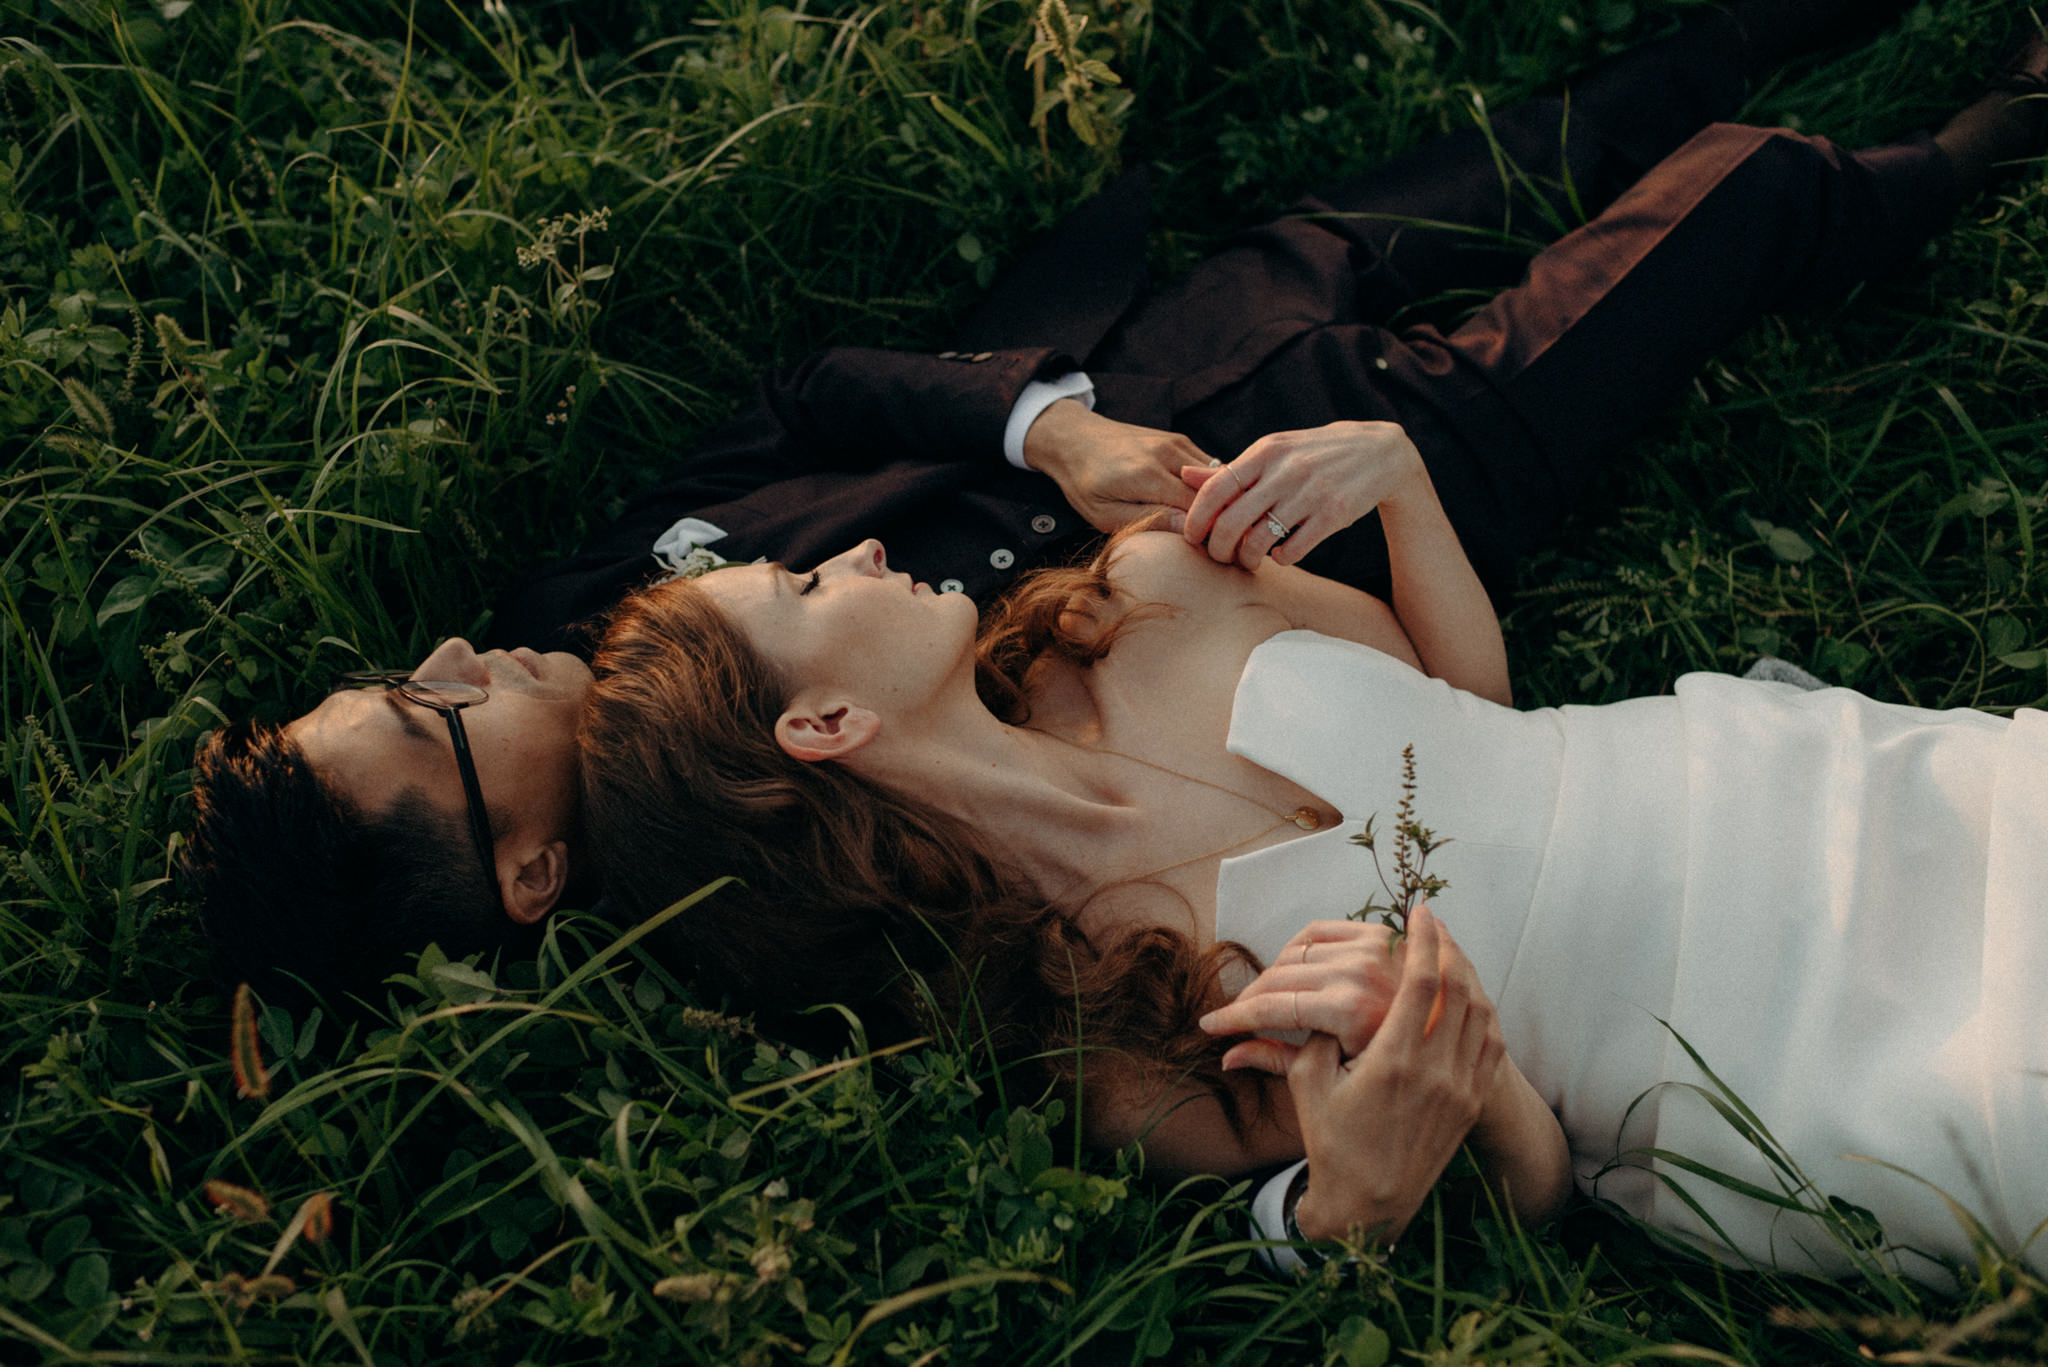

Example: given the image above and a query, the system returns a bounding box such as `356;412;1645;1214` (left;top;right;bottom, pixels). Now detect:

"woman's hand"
1172;417;1511;705
1210;906;1509;1245
1173;421;1427;571
1198;919;1407;1071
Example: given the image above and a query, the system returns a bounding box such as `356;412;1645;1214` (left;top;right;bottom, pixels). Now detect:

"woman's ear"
775;698;880;763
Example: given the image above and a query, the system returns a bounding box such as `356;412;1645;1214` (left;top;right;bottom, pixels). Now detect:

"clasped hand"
1199;907;1506;1245
1178;420;1427;571
1025;405;1425;570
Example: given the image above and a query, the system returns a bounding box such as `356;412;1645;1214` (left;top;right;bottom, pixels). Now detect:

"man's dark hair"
182;720;542;1010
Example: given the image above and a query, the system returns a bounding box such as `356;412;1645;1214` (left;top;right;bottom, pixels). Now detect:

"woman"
579;418;2048;1285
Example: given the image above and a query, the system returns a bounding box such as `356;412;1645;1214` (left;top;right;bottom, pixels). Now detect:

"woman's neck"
847;702;1143;898
848;673;1326;930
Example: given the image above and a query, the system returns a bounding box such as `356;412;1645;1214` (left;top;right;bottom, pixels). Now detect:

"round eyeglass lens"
402;680;489;706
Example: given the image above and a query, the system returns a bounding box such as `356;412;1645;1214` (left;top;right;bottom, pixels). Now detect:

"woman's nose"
826;539;887;577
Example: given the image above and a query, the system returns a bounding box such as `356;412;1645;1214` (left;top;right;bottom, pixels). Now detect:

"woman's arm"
1373;454;1511;706
1177;423;1510;704
1457;1055;1575;1232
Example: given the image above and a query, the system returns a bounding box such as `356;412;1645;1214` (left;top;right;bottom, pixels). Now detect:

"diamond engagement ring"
1264;513;1291;541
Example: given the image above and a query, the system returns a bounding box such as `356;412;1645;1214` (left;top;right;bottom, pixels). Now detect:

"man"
183;1;2045;1008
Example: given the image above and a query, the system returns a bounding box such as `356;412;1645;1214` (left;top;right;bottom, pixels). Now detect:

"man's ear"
775;698;880;763
499;840;570;925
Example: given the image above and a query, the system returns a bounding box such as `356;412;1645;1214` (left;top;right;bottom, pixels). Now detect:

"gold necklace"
1083;740;1325;887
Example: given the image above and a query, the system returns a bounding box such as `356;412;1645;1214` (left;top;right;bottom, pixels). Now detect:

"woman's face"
694;539;979;715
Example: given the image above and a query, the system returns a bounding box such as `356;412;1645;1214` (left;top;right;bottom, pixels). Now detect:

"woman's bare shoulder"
1104;531;1260;610
1106;530;1420;666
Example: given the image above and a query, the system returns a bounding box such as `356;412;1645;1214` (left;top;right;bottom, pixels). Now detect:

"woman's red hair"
578;530;1255;1119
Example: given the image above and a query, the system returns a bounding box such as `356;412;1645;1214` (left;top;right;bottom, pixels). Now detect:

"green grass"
3;0;2045;1361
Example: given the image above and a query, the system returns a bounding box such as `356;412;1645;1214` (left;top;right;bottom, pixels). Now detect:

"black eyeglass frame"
330;670;499;897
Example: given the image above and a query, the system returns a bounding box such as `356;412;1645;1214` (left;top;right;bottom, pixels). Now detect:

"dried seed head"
204;1179;271;1223
230;983;270;1100
61;377;114;438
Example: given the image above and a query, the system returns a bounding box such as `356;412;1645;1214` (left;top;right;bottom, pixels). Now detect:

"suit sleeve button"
970;351;994;362
938;350;959;360
1031;514;1057;534
939;578;965;594
989;548;1015;569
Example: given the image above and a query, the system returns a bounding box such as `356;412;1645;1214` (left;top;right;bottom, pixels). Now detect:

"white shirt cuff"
1249;1159;1311;1276
1003;370;1095;471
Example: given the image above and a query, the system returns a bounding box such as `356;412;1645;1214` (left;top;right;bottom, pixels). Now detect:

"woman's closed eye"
799;570;821;597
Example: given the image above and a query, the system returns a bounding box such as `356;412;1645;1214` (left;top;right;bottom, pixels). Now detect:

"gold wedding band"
1292;990;1302;1031
1299;942;1312;966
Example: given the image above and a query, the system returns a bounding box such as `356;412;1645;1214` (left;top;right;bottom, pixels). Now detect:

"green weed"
2;0;2045;1361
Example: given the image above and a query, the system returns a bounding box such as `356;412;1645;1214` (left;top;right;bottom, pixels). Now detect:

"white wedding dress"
1215;631;2048;1281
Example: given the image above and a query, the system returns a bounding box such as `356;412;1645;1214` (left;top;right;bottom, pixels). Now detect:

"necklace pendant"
1290;807;1321;832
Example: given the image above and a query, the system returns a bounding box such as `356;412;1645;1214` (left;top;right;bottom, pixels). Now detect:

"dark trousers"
1096;16;1959;594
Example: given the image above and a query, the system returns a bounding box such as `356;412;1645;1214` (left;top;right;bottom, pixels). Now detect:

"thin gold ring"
1291;991;1302;1031
1224;465;1246;493
1298;942;1312;966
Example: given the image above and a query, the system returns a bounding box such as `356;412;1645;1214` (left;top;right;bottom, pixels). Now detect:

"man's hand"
1176;421;1428;570
1022;399;1213;533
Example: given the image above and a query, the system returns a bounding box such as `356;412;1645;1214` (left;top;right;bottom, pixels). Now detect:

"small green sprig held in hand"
1349;744;1449;934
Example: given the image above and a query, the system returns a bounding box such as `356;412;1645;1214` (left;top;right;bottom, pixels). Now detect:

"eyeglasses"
330;670;498;897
